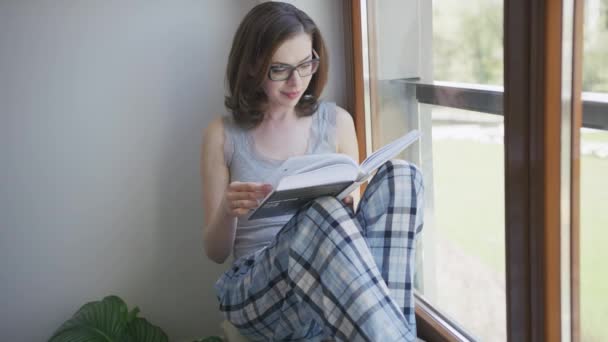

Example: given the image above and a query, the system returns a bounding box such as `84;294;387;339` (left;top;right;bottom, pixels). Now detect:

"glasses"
268;50;320;81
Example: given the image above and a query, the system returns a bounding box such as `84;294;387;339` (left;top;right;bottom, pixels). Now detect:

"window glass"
364;0;505;340
427;105;505;341
580;1;608;340
580;128;608;341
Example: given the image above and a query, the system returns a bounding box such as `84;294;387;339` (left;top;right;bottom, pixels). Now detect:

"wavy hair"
224;2;328;129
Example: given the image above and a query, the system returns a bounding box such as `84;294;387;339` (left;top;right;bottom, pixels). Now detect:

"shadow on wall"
150;51;229;339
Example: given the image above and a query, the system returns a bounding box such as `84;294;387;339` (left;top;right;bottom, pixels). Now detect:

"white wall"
0;1;346;341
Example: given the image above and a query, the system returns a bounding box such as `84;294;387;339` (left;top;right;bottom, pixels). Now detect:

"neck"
263;105;297;123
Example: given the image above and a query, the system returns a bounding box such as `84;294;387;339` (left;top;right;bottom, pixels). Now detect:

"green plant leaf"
48;329;110;342
48;295;167;342
50;296;131;342
126;307;140;325
194;337;223;342
126;317;168;342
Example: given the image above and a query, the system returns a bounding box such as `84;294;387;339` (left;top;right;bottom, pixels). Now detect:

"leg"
355;160;424;326
216;195;417;341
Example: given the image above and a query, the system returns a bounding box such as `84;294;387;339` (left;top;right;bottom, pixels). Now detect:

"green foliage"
433;0;503;86
433;0;608;92
582;0;608;92
49;295;168;342
191;337;223;342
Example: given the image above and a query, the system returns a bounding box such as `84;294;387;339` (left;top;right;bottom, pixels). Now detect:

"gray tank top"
223;101;338;259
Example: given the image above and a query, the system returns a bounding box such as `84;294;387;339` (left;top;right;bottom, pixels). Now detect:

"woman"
201;2;424;341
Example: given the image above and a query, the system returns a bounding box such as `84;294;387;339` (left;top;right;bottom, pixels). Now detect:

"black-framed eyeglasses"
268;50;320;81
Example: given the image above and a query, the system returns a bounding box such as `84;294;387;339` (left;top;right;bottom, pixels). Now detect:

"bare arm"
201;118;236;264
335;106;361;209
201;118;272;264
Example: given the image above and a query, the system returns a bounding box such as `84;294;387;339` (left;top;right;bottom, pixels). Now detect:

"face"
261;32;315;112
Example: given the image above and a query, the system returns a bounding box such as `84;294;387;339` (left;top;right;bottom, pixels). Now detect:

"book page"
359;130;420;175
276;163;358;191
266;153;358;188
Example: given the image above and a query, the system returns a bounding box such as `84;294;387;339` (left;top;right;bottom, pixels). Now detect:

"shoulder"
334;105;355;129
202;116;226;149
333;105;358;154
334;105;356;140
319;101;354;130
203;115;237;163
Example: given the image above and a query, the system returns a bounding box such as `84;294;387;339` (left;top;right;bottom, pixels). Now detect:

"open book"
248;129;421;220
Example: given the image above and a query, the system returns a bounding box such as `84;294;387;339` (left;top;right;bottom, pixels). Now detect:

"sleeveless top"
222;101;338;259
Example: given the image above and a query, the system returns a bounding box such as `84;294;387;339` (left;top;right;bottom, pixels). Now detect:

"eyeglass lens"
269;59;319;81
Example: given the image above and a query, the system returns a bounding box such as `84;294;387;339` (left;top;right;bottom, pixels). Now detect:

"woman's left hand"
342;195;354;211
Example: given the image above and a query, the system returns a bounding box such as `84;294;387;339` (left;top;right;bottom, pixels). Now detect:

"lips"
282;91;301;100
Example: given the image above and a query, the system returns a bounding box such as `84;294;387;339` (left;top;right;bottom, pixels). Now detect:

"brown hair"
224;2;328;129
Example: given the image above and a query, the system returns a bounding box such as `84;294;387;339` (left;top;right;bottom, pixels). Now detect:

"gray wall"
0;1;346;341
281;0;347;105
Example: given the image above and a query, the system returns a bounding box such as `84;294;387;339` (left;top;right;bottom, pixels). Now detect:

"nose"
286;69;303;86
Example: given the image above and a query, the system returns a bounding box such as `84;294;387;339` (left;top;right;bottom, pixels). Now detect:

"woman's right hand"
223;182;273;217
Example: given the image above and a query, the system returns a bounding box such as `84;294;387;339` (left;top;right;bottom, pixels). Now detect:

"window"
358;0;506;339
580;0;608;340
347;0;592;340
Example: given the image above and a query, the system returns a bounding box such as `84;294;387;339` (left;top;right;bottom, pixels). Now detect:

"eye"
298;61;313;70
270;66;289;73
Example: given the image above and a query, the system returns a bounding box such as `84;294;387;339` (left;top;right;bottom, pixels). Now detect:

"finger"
227;207;246;217
342;196;353;204
259;183;273;193
227;191;268;202
229;182;260;192
230;182;272;193
254;187;272;198
233;207;252;217
226;192;259;201
231;199;260;210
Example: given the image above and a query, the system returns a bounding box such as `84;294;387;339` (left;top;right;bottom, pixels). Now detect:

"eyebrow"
272;54;313;66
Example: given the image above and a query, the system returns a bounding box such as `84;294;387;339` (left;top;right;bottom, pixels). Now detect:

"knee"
291;196;361;243
287;197;368;274
369;160;423;191
377;160;422;180
300;196;353;230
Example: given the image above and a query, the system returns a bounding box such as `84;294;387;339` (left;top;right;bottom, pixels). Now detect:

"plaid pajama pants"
215;160;424;341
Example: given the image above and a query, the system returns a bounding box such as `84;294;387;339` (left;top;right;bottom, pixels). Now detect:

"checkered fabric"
214;160;424;341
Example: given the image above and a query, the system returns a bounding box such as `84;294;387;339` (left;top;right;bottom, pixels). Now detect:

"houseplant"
49;295;224;342
49;295;168;342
